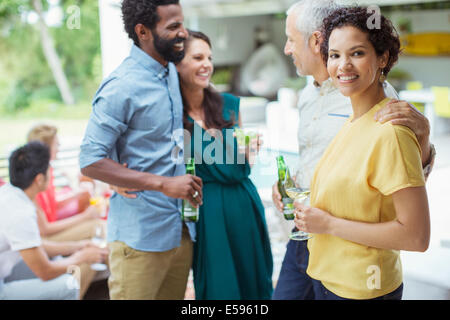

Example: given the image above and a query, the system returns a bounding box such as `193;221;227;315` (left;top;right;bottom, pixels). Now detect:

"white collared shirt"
295;78;398;189
0;184;41;280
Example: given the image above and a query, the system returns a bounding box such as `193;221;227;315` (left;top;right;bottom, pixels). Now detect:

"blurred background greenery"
0;0;101;118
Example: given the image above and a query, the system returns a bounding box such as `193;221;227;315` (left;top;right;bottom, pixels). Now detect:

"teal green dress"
188;93;273;300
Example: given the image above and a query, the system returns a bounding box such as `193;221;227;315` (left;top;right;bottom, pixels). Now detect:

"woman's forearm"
296;187;430;252
40;211;88;236
327;216;428;252
36;205;86;237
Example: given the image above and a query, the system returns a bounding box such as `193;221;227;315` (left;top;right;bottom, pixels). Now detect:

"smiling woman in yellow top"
293;7;430;300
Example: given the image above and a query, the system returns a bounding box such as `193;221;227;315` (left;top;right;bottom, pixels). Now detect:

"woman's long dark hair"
180;30;235;133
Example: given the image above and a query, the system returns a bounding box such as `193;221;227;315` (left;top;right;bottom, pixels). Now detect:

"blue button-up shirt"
79;44;195;252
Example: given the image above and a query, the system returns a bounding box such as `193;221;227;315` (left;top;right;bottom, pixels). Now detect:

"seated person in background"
0;142;108;300
27;124;105;240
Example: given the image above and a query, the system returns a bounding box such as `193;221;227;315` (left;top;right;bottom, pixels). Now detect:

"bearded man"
79;0;203;300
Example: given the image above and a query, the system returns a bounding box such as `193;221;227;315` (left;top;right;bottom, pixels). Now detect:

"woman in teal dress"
176;30;273;300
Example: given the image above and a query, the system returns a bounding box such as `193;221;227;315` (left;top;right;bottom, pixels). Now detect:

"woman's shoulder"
220;92;240;118
220;92;239;105
392;124;419;145
374;120;420;154
375;113;416;139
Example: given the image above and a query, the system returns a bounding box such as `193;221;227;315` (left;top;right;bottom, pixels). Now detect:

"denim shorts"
272;238;315;300
312;279;403;300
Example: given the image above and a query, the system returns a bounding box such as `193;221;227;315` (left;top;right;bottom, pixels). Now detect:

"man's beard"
152;30;185;64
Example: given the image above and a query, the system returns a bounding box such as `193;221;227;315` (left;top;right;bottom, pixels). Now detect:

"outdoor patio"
0;0;449;302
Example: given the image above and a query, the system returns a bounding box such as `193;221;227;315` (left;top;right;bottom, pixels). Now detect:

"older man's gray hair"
287;0;342;42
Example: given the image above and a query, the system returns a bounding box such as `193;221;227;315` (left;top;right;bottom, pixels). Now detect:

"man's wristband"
423;143;436;180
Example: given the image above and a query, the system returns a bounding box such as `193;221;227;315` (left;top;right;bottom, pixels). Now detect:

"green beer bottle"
276;155;295;220
182;158;199;222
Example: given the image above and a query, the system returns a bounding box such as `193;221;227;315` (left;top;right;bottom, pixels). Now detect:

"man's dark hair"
122;0;180;46
9;142;50;190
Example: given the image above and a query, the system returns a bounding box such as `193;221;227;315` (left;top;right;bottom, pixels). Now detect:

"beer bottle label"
183;207;197;217
282;198;295;220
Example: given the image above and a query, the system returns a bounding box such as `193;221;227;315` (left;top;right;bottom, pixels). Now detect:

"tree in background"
0;0;101;112
32;0;75;105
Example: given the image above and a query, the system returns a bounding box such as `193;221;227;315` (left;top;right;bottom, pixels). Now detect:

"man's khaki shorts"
108;225;193;300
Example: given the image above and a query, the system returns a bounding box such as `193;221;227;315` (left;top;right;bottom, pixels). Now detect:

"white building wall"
98;0;132;79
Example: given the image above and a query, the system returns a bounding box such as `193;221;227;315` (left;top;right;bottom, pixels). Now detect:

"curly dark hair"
181;30;235;133
121;0;180;46
320;6;401;76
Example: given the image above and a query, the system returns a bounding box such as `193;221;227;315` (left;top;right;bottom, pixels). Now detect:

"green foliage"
0;0;28;18
4;80;31;112
211;67;233;85
54;0;102;98
0;0;101;114
387;68;412;81
283;77;307;91
387;68;412;92
397;17;412;34
0;99;92;119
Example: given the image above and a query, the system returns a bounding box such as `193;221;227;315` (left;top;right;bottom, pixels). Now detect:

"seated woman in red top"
27;124;103;239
